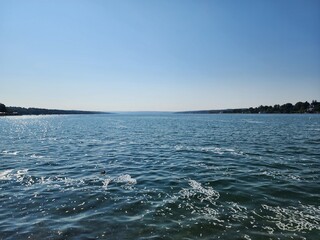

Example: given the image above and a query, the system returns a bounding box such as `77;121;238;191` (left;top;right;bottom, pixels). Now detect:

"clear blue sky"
1;0;319;111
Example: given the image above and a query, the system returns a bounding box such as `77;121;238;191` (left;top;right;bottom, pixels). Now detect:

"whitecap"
262;204;320;232
200;146;244;156
243;234;252;240
114;174;137;185
0;169;13;180
188;180;220;200
30;154;44;159
15;169;29;182
179;180;220;203
174;145;183;151
260;170;302;182
199;146;222;154
2;150;18;155
242;119;264;124
102;178;112;189
262;226;274;234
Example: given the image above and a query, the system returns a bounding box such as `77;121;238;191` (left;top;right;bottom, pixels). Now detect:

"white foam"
243;234;252;240
0;169;13;180
200;147;244;156
15;169;30;184
262;226;274;234
30;154;44;159
102;178;112;189
262;204;320;231
188;180;220;200
175;145;244;156
174;145;183;151
2;150;18;155
180;180;220;203
114;174;137;185
260;170;302;182
243;119;264;124
200;147;224;155
0;169;35;186
228;202;248;220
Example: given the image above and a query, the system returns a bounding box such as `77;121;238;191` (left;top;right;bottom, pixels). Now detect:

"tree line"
2;101;320;115
0;103;106;115
242;100;320;114
0;103;7;113
180;100;320;114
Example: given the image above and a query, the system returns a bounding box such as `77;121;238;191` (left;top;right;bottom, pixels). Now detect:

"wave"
174;145;245;156
0;169;14;180
261;204;320;232
1;150;18;155
0;169;137;192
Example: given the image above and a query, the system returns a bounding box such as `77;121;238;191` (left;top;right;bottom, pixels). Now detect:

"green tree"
311;100;320;112
0;103;7;112
302;101;310;112
280;103;294;113
273;104;280;113
294;102;303;113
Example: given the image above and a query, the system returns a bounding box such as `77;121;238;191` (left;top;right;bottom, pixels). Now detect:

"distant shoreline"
176;111;320;114
0;106;109;116
0;113;110;117
177;100;320;114
1;100;319;115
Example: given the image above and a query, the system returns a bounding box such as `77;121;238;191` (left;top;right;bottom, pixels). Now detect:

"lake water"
0;114;319;240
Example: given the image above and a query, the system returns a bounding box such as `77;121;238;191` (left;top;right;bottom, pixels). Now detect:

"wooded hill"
180;100;320;114
0;103;106;115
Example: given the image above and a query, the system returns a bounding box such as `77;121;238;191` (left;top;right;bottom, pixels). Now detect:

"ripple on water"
114;174;137;185
1;150;18;155
174;145;245;156
261;204;320;232
1;114;319;239
0;169;14;180
30;154;44;159
102;174;137;190
181;179;220;203
0;167;139;193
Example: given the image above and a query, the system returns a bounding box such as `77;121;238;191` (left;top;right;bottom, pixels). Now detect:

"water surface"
0;114;319;239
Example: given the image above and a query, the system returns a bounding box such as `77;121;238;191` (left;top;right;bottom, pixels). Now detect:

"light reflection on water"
0;114;319;239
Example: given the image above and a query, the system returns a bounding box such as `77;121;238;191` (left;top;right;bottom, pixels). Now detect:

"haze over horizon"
1;0;320;112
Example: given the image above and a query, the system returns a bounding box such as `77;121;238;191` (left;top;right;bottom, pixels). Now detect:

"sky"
1;0;319;111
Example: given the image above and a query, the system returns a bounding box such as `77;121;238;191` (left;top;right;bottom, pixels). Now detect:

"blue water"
0;114;319;240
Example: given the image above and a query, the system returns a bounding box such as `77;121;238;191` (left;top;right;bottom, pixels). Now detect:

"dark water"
0;114;319;240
